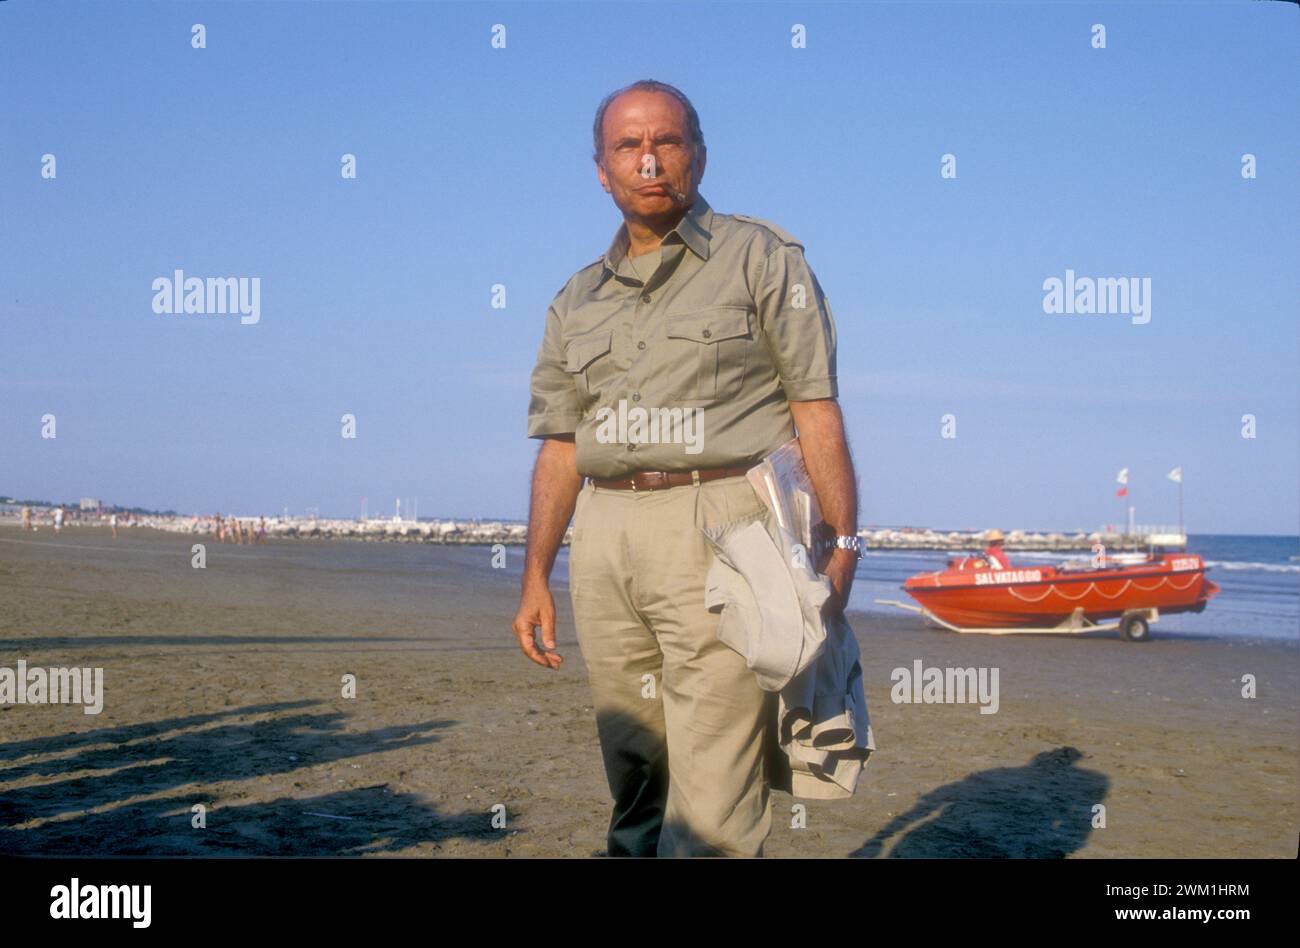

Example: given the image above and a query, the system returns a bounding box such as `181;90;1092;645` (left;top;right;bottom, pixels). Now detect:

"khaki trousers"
569;475;775;857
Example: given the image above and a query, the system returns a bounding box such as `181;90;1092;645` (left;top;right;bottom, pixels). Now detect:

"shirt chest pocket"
663;305;753;402
564;329;614;402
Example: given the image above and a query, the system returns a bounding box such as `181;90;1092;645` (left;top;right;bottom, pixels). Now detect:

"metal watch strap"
834;535;864;559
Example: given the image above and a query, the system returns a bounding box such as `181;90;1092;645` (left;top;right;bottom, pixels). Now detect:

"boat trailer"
873;600;1161;642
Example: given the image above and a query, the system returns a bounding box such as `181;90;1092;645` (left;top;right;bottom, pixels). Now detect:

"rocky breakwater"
27;514;1175;554
860;528;1177;552
274;519;532;545
126;516;536;545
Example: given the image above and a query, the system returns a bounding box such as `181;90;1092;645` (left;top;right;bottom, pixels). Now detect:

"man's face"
596;90;706;222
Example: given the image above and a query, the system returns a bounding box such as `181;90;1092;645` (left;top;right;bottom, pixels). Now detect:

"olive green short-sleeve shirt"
527;194;838;479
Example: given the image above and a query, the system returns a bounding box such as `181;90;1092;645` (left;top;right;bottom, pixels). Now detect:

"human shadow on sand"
0;784;498;856
851;746;1108;857
0;703;461;852
0;700;319;764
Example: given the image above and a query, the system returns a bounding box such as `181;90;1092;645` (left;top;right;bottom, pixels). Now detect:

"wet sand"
1;524;1296;857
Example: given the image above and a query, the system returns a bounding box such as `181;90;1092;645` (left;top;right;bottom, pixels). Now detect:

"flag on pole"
1167;466;1182;483
1115;467;1128;497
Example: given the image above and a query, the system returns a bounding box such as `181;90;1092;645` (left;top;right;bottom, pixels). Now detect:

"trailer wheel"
1120;614;1150;642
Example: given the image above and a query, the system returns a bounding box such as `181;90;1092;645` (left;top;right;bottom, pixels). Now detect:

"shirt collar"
600;193;714;281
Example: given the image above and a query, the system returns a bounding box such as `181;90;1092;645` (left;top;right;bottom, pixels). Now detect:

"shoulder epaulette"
551;257;605;301
729;213;803;249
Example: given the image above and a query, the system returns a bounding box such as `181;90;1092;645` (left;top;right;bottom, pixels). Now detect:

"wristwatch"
833;535;864;559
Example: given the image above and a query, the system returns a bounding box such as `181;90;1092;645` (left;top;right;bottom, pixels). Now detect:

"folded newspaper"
746;438;834;573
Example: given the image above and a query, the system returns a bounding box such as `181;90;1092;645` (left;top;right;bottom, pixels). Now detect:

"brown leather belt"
589;465;752;491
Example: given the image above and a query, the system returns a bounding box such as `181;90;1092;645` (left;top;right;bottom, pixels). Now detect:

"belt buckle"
691;470;701;486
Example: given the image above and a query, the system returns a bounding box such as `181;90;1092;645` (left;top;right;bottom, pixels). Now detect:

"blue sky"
1;0;1296;534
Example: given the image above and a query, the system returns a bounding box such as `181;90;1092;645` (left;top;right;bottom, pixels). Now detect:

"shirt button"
641;293;652;303
702;329;712;339
637;341;646;350
632;393;641;402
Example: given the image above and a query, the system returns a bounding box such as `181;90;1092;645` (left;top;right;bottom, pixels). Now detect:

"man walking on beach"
512;80;861;857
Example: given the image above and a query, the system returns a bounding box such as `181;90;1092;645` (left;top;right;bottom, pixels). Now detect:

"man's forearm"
788;398;858;536
523;435;584;586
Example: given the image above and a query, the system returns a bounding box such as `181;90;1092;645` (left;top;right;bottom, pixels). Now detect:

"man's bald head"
592;80;708;227
592;80;705;166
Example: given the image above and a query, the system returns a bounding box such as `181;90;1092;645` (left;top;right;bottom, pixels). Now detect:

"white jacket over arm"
702;513;875;799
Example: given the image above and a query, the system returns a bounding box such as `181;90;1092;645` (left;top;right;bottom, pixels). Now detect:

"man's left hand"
823;547;858;614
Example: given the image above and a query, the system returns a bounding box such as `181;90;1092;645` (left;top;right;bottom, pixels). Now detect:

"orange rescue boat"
881;552;1219;641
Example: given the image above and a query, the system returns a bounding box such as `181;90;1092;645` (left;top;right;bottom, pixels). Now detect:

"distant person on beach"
217;514;226;543
21;506;31;531
257;516;267;543
53;506;64;533
110;513;118;539
513;80;861;857
984;529;1012;569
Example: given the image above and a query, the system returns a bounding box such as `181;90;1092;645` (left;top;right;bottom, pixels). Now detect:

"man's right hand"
512;435;581;670
512;580;563;669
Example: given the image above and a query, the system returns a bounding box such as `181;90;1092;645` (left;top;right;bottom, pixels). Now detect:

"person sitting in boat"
983;529;1012;569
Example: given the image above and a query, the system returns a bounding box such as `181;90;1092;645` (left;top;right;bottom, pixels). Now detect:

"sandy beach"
1;524;1295;858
